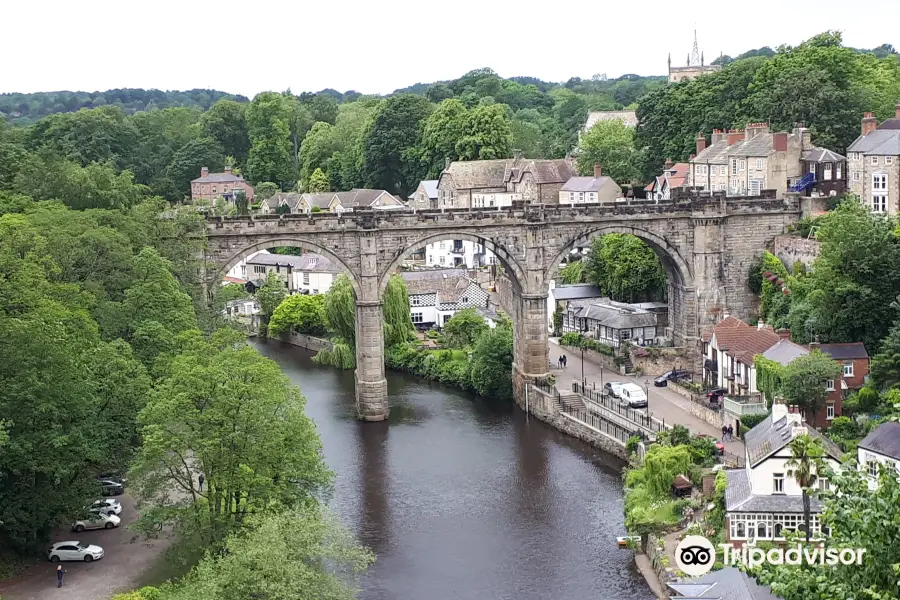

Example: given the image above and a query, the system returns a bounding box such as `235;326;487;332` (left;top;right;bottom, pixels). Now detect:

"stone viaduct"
204;193;800;421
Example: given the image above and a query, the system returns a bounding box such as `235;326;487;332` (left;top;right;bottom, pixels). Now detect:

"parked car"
619;383;648;408
48;541;105;563
653;370;691;387
73;509;121;532
604;382;624;398
92;498;122;516
98;478;124;496
696;434;726;455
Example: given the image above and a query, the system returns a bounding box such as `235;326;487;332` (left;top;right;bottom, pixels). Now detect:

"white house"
561;297;668;347
701;317;782;394
724;401;843;546
245;252;341;295
224;250;270;284
401;269;490;329
425;239;497;268
546;282;603;331
858;422;900;490
471;191;521;208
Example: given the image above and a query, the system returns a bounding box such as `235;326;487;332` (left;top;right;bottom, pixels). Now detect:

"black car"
653;370;691;387
97;476;125;496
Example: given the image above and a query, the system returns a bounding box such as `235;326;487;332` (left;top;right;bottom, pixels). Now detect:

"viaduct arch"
204;196;800;421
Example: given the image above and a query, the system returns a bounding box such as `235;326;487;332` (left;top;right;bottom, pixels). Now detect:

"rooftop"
551;283;603;300
583;110;638;130
725;468;823;513
561;176;619;193
848;128;900;155
401;269;476;301
818;342;869;360
416;180;439;200
245;252;341;273
668;566;779;600
743;412;842;468
705;318;780;366
858;421;900;460
192;170;248;184
802;147;846;163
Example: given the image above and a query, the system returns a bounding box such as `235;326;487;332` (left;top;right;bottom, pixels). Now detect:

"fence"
571;382;671;434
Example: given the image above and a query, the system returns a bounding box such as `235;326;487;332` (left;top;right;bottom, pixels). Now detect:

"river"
250;339;653;600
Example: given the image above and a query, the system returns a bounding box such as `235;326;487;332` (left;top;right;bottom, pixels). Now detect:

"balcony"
450;243;465;254
724;394;767;417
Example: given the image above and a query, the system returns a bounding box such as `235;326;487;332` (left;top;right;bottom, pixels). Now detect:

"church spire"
690;29;701;67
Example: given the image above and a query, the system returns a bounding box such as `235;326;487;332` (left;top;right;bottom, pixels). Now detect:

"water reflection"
250;340;653;600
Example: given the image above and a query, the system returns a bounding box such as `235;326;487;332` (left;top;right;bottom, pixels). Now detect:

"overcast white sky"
3;0;899;97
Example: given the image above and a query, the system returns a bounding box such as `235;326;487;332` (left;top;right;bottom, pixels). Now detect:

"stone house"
191;166;255;203
245;252;340;295
690;124;841;198
724;401;842;547
401;269;490;329
644;160;689;201
847;105;900;214
409;180;439;210
858;422;900;490
559;165;622;204
436;152;576;209
333;189;406;212
560;296;668;347
298;193;341;213
260;192;302;214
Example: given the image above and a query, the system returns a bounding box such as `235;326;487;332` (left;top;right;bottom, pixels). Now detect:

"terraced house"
401;269;489;329
847;105;900;214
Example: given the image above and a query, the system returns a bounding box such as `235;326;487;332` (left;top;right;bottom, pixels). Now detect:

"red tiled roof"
223;276;247;284
702;315;745;342
705;317;780;365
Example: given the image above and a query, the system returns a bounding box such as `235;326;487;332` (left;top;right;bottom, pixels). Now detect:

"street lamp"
644;377;651;413
581;345;585;387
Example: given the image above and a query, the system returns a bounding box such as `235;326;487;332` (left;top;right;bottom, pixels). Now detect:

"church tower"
668;31;722;83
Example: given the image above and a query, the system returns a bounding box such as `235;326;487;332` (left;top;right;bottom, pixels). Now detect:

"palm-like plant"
785;434;826;541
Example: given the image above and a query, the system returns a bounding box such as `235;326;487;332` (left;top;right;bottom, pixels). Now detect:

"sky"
3;0;899;98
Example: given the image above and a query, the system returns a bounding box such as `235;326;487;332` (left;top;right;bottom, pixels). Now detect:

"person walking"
56;565;65;588
721;424;728;442
727;424;734;442
198;473;205;492
561;355;567;368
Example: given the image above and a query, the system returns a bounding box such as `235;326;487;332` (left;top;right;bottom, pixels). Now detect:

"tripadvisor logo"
675;535;866;577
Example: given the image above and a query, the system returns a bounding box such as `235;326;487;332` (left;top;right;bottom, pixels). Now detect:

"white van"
619;383;648;408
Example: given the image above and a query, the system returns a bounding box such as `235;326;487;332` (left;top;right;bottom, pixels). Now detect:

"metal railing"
533;378;557;396
572;382;670;434
557;401;648;444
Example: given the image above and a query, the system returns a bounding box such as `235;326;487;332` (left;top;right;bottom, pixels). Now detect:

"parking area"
0;494;173;600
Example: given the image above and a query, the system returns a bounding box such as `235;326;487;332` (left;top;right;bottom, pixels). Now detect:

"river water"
250;339;653;600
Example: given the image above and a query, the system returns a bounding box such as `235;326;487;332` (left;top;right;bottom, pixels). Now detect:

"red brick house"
190;166;255;203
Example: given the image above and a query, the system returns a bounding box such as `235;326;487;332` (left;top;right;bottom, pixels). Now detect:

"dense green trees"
267;293;327;336
576;119;640;184
780;352;842;422
362;94;432;197
582;234;668;302
245;92;295;187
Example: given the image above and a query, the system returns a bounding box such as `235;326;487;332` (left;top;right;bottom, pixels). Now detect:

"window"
773;473;785;494
749;179;762;195
853;171;861;182
871;156;879;165
874;173;888;191
818;478;830;492
756;159;763;170
439;242;445;249
739;159;745;172
866;453;879;478
701;165;708;174
731;158;737;174
302;273;310;285
411;312;423;324
568;192;576;203
212;187;217;193
428;255;433;264
588;193;596;202
809;162;817;174
823;164;832;180
873;195;888;213
836;164;842;179
461;296;469;303
888;157;894;165
411;296;421;306
826;404;835;420
826;379;835;391
253;265;266;274
843;361;854;377
578;192;585;202
439;256;445;265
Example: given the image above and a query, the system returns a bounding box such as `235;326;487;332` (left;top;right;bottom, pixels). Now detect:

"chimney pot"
444;157;452;170
201;166;209;178
593;164;603;178
862;112;878;137
776;328;791;340
726;131;744;146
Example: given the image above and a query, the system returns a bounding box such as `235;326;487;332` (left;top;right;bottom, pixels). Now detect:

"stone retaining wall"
772;234;821;271
558;344;625;375
278;332;332;352
519;386;629;461
631;347;692;377
645;534;674;593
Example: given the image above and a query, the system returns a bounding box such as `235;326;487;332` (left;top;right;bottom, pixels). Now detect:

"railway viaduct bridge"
205;193;800;421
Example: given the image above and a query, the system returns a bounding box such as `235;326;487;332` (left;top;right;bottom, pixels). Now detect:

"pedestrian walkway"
549;338;745;455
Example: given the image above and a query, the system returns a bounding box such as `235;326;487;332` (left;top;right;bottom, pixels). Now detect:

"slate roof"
693;139;731;164
848;129;900;155
668;567;780;600
743;413;843;468
191;171;247;184
725;468;823;513
552;284;603;300
583;110;638;130
401;269;476;301
762;339;809;366
568;297;659;330
417;180;439;199
303;193;336;209
878;118;900;131
505;158;576;185
729;133;779;157
561;176;618;192
334;189;403;208
802;147;846;163
858;422;900;460
245;252;340;273
270;192;302;209
705;317;780;365
441;160;508;189
818;342;869;360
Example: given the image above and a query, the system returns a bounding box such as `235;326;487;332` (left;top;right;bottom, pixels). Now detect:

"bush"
626;436;641;456
740;413;768;430
558;331;614;356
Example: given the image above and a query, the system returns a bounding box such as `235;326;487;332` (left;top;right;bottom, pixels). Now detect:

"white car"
48;541;105;562
92;498;122;516
72;509;121;532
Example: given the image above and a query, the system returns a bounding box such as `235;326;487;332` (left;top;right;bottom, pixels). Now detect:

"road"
550;339;745;455
0;494;172;600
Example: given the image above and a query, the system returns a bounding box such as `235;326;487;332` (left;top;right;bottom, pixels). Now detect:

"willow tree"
383;274;415;348
314;274;356;369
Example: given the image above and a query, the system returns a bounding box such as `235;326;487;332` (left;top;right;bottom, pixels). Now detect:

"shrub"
740;413;768;430
626;436;641;456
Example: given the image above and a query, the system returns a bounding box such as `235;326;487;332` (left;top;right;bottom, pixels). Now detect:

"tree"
245;92;295;188
268;293;326;336
583;234;667;302
469;321;514;401
155;507;373;600
780;350;842;421
166;137;225;199
559;260;585;284
130;330;332;556
123;247;197;337
455;103;513;161
255;273;288;334
576;119;640;184
784;434;827;543
871;321;900;390
443;308;488;349
255;181;279;200
307;167;330;193
362;94;432;197
383;274;416;348
201;100;250;167
418;99;469;177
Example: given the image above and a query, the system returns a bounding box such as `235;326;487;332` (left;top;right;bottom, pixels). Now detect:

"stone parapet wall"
279;332;332;352
772;234;821;271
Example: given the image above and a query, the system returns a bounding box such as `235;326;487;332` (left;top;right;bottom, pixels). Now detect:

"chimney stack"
593;164;603;178
200;166;209;178
776;328;791;340
773;132;788;152
726;130;744;146
444;157;452;170
664;158;673;170
696;132;707;155
224;165;232;174
862;112;878;137
772;397;788;421
689;153;696;161
513;149;523;161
